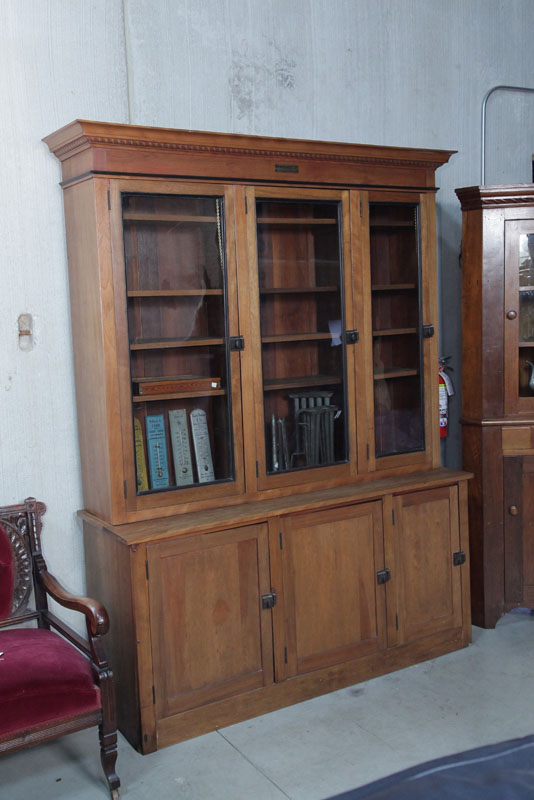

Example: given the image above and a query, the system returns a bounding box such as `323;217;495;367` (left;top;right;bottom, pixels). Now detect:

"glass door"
121;191;236;495
253;195;350;480
369;202;425;459
519;234;534;395
505;220;534;413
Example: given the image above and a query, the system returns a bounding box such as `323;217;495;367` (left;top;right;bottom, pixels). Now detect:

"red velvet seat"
0;629;101;737
0;499;120;798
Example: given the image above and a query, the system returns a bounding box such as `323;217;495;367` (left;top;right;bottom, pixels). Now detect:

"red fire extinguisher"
439;357;455;438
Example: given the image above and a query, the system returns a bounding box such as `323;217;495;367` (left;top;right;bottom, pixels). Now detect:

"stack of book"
135;408;215;491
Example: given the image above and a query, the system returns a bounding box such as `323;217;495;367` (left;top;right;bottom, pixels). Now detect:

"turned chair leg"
99;724;120;798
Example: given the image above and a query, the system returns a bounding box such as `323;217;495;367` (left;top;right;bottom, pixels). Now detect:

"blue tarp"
326;735;534;799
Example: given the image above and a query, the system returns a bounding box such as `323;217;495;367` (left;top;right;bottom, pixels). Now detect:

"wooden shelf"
518;341;534;348
264;375;341;391
260;286;338;295
256;217;336;226
130;337;224;350
374;368;419;380
128;289;223;297
123;213;217;223
133;389;226;402
519;285;534;292
373;328;417;337
262;332;333;344
371;284;416;292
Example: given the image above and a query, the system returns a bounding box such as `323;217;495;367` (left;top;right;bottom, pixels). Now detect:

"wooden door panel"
504;456;534;607
393;487;462;643
108;179;246;520
246;185;354;492
523;460;534;603
503;219;534;416
147;524;273;718
366;191;438;472
280;502;386;677
504;456;524;604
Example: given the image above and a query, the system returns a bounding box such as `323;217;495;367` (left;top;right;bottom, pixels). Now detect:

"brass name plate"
275;164;299;173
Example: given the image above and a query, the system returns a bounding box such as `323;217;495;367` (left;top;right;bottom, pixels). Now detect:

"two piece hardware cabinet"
457;185;534;628
45;121;471;752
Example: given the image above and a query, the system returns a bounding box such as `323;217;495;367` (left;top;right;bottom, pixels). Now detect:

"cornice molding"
456;184;534;210
43;121;455;178
51;131;449;171
52;135;91;160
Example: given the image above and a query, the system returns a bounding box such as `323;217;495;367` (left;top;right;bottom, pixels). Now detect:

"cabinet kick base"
154;626;469;753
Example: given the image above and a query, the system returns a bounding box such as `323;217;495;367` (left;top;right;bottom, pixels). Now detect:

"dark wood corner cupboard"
457;184;534;628
45;121;471;753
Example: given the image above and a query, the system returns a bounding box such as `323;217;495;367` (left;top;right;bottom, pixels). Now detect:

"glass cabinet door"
505;220;534;411
254;198;349;476
369;202;425;459
519;233;534;395
122;192;235;495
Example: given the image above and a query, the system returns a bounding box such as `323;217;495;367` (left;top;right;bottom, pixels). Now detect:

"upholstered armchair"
0;498;120;798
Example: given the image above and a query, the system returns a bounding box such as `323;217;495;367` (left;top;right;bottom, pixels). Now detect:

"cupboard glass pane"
519;233;534;397
122;193;234;493
369;203;425;457
256;199;348;474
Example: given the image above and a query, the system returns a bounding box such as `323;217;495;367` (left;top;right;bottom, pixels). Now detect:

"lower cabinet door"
521;458;534;607
278;501;387;678
391;486;463;644
147;524;274;719
504;455;534;608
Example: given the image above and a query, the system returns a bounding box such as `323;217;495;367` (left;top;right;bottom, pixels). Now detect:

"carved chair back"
0;498;47;625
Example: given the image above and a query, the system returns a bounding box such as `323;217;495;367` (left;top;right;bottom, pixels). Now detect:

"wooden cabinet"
457;184;534;627
82;472;470;753
44;121;471;752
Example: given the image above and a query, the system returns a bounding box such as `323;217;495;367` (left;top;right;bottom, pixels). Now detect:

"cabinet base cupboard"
82;470;470;753
44;122;471;752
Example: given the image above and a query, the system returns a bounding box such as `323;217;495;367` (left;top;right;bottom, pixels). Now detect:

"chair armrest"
39;569;109;636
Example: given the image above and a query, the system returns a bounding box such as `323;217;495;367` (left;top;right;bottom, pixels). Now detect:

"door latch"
261;591;277;609
453;551;466;566
230;336;245;351
344;330;359;344
422;324;435;339
376;568;391;585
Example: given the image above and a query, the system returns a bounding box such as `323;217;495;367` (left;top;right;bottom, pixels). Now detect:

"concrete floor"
1;609;533;800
